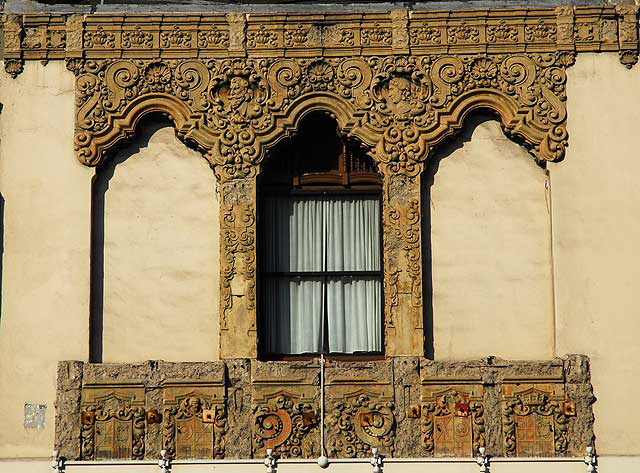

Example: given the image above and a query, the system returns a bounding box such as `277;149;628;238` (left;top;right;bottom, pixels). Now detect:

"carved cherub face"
228;77;250;102
387;76;412;105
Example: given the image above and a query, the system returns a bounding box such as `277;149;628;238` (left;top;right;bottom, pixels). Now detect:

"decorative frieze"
2;7;638;74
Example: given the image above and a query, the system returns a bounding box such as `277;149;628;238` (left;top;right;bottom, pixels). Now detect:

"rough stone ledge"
56;355;594;460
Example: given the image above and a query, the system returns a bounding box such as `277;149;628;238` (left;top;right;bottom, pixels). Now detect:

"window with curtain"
259;113;383;356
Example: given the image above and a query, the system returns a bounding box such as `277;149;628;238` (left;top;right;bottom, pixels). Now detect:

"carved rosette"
420;390;485;457
80;394;145;460
328;394;396;458
501;388;571;457
253;394;318;458
162;395;227;459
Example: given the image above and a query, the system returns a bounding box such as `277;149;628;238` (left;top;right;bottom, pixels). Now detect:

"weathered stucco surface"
0;62;91;458
426;116;554;360
551;52;640;456
99;121;220;363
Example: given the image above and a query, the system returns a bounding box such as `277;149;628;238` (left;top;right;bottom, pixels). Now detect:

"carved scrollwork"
253;394;318;458
80;395;145;460
162;395;227;459
328;394;396;458
420;390;485;457
501;388;571;457
68;52;573;171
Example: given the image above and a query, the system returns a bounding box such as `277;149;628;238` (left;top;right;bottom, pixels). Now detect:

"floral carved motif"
253;394;318;458
501;388;572;457
122;27;153;49
84;27;116;49
525;20;557;43
487;21;519;43
80;393;145;460
161;26;193;49
328;393;396;458
162;395;226;459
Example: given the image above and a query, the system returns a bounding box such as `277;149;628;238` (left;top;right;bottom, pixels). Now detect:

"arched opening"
89;115;219;363
423;111;553;360
258;112;383;357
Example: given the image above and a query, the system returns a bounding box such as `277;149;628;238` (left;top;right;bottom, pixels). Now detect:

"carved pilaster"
219;177;257;359
381;173;424;356
555;7;576;51
227;13;247;57
65;15;84;58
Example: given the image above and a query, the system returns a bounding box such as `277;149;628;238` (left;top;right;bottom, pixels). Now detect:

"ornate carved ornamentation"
501;385;573;457
5;8;637;359
63;50;575;357
253;393;318;458
162;384;227;459
80;388;146;461
4;59;24;79
421;389;485;457
328;392;396;458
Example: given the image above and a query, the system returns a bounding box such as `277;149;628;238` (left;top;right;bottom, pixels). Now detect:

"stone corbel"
616;5;640;68
2;15;24;78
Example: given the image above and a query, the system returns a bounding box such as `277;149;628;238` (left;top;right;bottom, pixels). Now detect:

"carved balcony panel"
500;379;576;457
80;385;146;460
325;361;397;458
251;362;320;458
419;379;485;457
162;381;227;460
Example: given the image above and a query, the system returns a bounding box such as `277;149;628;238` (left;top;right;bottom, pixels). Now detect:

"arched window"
259;113;383;356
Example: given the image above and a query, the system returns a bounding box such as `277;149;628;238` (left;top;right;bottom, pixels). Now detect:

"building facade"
1;1;639;472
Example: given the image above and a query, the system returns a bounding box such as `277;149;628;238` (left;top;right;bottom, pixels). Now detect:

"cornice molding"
1;7;638;69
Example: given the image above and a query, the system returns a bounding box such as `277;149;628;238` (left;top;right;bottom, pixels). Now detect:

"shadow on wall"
421;112;510;359
89;116;172;363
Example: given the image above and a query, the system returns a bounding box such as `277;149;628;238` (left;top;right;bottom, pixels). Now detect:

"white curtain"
262;195;382;354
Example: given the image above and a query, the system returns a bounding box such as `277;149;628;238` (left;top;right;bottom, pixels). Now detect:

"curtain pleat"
263;194;381;354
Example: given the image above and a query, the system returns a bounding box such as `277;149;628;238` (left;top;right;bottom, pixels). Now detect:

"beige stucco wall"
427;116;554;360
551;52;640;456
2;52;640;462
100;122;220;363
0;62;91;457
